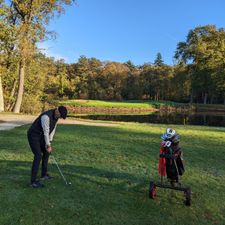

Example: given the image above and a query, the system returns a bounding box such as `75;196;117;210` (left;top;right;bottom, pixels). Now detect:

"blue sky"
39;0;225;65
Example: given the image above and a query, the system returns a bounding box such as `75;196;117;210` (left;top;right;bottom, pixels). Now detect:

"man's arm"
49;124;57;142
41;115;51;149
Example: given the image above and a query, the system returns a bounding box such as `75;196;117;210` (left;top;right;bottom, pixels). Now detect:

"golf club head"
165;141;172;147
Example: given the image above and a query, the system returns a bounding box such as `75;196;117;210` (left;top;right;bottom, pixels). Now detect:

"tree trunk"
0;76;4;112
210;96;214;104
203;93;208;104
13;59;25;113
9;102;16;112
6;79;17;111
189;91;193;103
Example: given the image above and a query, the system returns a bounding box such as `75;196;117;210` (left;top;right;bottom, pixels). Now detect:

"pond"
72;112;225;127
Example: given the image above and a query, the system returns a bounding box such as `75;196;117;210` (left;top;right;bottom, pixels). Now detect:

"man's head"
55;106;68;119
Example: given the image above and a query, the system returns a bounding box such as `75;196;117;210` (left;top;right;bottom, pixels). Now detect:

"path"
0;114;118;131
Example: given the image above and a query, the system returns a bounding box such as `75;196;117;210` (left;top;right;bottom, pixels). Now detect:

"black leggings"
27;132;50;183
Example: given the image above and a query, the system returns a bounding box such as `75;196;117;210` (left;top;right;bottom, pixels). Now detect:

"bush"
21;94;43;114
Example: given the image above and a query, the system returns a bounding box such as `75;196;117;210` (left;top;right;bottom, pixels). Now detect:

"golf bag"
149;128;191;206
158;140;184;181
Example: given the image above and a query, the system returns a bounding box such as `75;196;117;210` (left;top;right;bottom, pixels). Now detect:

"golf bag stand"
149;146;191;206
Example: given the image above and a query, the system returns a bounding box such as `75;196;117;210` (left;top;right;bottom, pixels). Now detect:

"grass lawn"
0;122;225;225
60;99;186;109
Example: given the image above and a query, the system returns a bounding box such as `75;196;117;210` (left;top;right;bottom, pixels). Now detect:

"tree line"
0;1;225;113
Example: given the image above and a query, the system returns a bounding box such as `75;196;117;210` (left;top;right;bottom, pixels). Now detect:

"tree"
125;60;136;71
0;0;10;112
74;56;90;99
87;58;102;99
154;52;164;67
3;0;75;113
0;76;4;111
171;64;191;102
175;25;225;104
22;53;47;113
121;71;142;100
139;62;174;101
101;62;129;100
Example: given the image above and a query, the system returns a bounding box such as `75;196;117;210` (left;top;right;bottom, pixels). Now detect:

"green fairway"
0;122;225;225
60;99;186;109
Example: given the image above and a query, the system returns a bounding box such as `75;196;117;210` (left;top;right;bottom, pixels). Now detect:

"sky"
39;0;225;65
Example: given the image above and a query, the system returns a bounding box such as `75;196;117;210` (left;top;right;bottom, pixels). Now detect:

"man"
27;106;67;188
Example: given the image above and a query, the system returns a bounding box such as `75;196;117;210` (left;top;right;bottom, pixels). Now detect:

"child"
158;128;184;184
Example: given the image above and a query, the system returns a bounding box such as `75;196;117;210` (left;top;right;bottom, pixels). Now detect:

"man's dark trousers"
27;132;50;183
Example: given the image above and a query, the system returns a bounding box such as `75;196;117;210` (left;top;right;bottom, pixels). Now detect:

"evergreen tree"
154;52;164;66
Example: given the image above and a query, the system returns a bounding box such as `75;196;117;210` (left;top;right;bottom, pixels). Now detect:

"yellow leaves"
102;62;130;77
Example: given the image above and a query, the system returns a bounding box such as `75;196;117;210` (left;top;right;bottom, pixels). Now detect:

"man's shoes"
31;180;44;188
41;174;53;181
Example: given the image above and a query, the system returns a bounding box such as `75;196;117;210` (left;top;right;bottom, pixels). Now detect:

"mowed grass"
60;99;185;109
0;122;225;225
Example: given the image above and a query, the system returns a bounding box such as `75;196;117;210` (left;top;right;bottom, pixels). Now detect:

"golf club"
52;155;71;185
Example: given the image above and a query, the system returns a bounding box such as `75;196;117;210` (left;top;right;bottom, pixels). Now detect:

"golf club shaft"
52;155;68;184
173;158;180;179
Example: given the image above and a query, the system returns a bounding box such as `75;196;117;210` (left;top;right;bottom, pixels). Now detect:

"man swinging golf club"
27;106;67;188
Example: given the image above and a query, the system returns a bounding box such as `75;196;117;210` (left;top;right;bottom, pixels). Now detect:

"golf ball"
68;182;71;185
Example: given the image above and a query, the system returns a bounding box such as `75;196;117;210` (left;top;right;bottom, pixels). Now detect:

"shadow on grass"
0;160;149;194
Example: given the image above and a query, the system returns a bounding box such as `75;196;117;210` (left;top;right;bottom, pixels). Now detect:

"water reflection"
73;112;225;127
